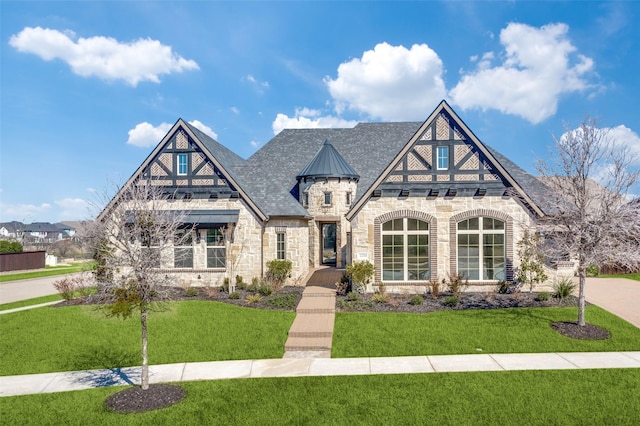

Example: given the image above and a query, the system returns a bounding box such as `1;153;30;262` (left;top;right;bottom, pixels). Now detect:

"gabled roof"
345;100;548;219
296;139;360;180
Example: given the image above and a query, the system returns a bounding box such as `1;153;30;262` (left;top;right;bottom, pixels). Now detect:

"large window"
174;229;193;268
177;153;188;175
381;218;429;281
206;228;226;268
457;217;505;280
276;232;286;260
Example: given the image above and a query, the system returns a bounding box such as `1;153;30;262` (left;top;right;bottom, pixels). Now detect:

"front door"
321;223;337;265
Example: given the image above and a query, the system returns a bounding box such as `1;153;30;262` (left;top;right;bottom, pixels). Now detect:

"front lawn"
0;301;295;376
1;369;639;424
598;273;640;281
332;305;640;358
0;262;95;282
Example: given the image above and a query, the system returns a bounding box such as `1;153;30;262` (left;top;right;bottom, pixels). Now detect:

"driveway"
0;275;72;304
586;277;640;328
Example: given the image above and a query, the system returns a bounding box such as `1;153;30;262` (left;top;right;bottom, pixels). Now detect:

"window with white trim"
381;218;429;281
206;228;226;268
437;146;448;170
173;229;193;268
276;232;286;260
177;153;188;176
457;217;505;280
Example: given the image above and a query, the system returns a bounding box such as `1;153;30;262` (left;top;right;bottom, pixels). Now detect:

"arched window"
457;217;505;280
382;218;429;281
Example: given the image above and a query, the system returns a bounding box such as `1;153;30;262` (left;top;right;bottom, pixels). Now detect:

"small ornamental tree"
516;229;548;293
266;259;292;290
87;180;192;390
538;117;640;326
0;240;23;254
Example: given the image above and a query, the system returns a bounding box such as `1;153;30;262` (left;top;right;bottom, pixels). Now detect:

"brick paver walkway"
284;268;341;358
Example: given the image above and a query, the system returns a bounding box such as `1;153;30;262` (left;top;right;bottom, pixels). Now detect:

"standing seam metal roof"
296;139;360;180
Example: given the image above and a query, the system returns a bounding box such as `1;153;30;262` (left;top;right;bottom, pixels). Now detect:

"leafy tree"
86;181;192;390
516;229;548;293
0;240;23;254
538;117;640;326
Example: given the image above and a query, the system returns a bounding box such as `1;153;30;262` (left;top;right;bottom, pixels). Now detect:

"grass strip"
1;369;638;425
332;305;640;358
0;294;63;311
0;263;94;282
597;273;640;281
0;301;295;376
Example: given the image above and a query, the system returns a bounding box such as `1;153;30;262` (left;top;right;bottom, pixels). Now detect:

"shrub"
345;291;360;301
235;275;244;285
185;287;198;297
408;294;423;305
497;280;510;294
220;278;230;293
266;294;298;309
53;277;75;301
443;296;459;307
204;285;218;298
446;274;468;297
372;292;390;304
245;294;264;305
428;280;440;299
229;291;240;299
236;281;247;290
535;291;551;302
0;240;23;254
586;264;599;277
553;278;576;304
266;259;292;290
335;281;349;296
258;282;273;296
251;276;260;286
346;261;375;290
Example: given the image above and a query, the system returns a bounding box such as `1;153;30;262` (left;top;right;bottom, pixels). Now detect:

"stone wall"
350;195;538;290
263;218;311;285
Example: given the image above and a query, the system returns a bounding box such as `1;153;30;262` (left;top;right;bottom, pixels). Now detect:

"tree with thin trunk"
537;117;640;326
516;229;548;293
87;180;192;390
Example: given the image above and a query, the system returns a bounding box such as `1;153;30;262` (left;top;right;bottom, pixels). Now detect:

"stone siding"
350;195;537;289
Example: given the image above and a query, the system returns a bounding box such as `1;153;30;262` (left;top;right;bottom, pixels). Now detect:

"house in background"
102;100;552;291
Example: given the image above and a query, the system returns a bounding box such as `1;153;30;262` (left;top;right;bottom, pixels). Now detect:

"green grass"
0;294;63;311
0;301;295;376
1;369;639;425
332;306;640;357
598;273;640;281
0;262;95;282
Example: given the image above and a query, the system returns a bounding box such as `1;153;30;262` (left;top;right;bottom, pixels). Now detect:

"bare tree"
87;180;192;390
538;117;640;326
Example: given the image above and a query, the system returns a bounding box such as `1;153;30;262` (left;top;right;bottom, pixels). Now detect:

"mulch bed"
105;384;185;413
550;321;611;340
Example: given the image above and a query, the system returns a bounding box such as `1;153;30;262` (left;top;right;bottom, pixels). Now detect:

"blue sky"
1;1;639;223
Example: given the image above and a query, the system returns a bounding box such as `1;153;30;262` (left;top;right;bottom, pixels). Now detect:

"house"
102;100;551;291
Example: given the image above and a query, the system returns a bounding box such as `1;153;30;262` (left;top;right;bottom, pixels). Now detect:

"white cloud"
272;108;358;135
325;42;446;121
245;74;270;91
54;198;92;220
230;106;240;115
127;122;173;147
0;202;51;222
607;125;640;165
188;120;218;140
9;26;199;86
250;140;260;147
449;23;595;124
127;120;218;147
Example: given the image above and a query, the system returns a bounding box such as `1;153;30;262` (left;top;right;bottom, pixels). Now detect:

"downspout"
260;221;266;278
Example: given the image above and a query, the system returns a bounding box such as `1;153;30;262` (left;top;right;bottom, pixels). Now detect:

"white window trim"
381;218;430;282
457;217;505;281
276;232;286;260
437;146;448;170
177;153;188;176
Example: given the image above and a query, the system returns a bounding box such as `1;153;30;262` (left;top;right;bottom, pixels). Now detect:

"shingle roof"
296;139;360;180
244;121;550;217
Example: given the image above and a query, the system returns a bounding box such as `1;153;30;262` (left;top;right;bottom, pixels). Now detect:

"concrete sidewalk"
2;352;639;397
